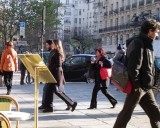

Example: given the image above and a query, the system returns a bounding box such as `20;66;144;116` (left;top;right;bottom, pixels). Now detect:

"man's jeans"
113;88;160;128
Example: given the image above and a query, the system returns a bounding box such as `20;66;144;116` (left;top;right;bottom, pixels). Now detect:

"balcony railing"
64;12;71;15
99;24;132;33
64;21;71;24
139;0;145;6
132;3;137;9
154;0;160;2
113;9;119;14
120;7;125;12
104;12;108;16
146;0;152;4
126;5;130;10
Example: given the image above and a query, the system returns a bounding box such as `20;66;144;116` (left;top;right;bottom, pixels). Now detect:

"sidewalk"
0;72;159;128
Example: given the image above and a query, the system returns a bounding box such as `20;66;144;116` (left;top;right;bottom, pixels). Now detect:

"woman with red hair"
88;48;117;109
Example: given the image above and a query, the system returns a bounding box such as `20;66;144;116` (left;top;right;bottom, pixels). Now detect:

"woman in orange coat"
1;41;18;95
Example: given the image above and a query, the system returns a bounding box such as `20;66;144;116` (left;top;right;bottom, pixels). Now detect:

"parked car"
39;51;50;64
62;54;95;82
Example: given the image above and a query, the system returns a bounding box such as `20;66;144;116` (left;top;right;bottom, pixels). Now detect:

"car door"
63;56;88;81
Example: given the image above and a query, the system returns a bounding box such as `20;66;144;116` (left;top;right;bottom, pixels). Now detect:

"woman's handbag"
100;67;112;80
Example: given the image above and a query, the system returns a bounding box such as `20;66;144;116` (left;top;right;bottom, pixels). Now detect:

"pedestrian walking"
113;19;160;128
1;41;18;95
88;48;117;109
20;60;26;85
39;39;77;112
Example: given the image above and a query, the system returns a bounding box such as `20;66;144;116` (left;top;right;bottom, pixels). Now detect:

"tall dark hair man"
113;19;160;128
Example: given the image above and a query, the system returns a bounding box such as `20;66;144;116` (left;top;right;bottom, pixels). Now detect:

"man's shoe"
20;82;25;85
38;105;46;110
42;108;53;113
6;90;11;95
111;101;117;108
87;107;97;109
65;106;71;110
71;102;77;112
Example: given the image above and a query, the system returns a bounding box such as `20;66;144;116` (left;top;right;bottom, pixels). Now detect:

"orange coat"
1;48;18;72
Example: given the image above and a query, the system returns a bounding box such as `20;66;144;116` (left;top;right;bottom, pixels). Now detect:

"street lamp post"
116;17;118;46
41;6;46;59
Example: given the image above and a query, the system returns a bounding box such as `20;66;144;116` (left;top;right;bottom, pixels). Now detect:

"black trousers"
42;83;75;108
20;69;26;84
3;71;13;91
113;88;160;128
90;79;117;108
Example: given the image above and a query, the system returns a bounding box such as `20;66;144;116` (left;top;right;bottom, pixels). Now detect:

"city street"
0;72;160;128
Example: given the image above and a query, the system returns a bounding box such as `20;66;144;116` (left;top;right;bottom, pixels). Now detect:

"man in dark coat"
113;19;160;128
20;61;26;85
39;40;77;113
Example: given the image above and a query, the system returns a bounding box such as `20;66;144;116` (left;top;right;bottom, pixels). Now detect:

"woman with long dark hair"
39;39;77;112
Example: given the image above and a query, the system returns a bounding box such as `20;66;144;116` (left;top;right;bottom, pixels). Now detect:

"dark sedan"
62;54;95;82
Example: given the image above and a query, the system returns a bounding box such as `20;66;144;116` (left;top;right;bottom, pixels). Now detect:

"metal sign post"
20;22;25;39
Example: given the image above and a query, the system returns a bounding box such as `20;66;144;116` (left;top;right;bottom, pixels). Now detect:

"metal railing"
146;0;152;4
126;5;130;10
132;3;137;9
154;0;160;2
120;7;125;12
104;12;108;16
139;0;145;6
99;24;132;33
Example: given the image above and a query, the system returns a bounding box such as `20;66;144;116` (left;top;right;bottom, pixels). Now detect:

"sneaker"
6;90;11;95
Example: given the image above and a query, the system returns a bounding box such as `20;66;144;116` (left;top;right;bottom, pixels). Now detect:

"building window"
111;4;113;11
74;18;77;23
64;17;71;24
66;0;69;5
74;9;78;15
75;1;78;5
110;19;113;27
79;27;81;35
127;0;130;5
116;2;119;9
126;34;129;40
122;0;124;7
64;26;70;33
79;18;81;24
65;8;71;15
121;16;124;25
109;36;112;45
127;15;130;23
105;21;107;27
79;9;81;15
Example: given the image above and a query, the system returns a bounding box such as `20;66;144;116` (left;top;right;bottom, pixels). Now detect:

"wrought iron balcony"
64;21;71;24
146;0;152;4
139;0;145;6
99;24;133;33
154;0;160;2
104;12;108;16
120;7;125;12
126;5;130;10
113;9;119;14
132;3;137;9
